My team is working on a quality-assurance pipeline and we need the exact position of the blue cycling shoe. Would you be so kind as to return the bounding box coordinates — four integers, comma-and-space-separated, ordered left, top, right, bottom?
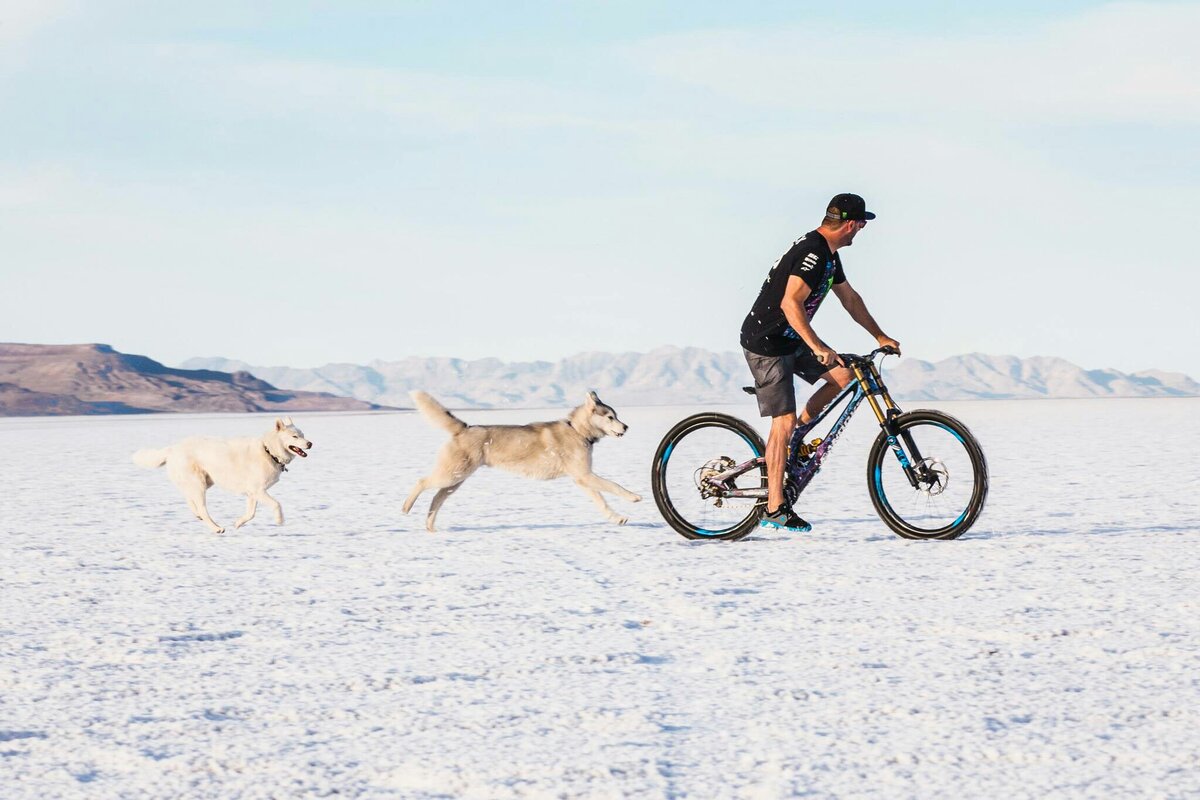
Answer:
759, 504, 812, 533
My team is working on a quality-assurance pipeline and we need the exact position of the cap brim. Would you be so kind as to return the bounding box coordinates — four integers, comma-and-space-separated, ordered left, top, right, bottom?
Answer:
862, 211, 876, 220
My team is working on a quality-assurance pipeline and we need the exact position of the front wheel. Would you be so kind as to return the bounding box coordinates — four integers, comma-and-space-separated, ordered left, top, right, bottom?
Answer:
867, 410, 988, 540
651, 413, 767, 540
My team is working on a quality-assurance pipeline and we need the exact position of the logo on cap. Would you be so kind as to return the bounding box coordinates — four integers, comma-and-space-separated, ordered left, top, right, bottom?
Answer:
826, 193, 876, 222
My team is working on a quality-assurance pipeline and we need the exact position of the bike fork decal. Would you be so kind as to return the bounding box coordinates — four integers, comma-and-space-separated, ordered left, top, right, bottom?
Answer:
887, 436, 911, 469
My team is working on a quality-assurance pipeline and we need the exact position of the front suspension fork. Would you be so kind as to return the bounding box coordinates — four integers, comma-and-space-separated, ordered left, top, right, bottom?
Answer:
851, 361, 927, 489
881, 415, 927, 489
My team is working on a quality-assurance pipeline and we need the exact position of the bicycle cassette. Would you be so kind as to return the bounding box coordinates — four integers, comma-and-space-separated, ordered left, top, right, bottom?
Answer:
695, 456, 736, 498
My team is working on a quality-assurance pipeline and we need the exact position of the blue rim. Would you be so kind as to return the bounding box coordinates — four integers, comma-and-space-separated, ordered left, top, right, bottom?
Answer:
660, 422, 763, 537
873, 420, 973, 534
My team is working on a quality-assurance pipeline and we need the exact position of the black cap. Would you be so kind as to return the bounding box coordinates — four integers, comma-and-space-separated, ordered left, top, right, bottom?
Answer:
826, 193, 876, 222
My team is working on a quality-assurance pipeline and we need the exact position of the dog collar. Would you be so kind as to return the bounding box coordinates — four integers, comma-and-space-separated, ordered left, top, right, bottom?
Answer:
567, 420, 597, 446
264, 445, 288, 472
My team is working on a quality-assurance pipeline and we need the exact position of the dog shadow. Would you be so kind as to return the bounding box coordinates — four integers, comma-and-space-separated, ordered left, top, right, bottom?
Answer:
431, 521, 664, 533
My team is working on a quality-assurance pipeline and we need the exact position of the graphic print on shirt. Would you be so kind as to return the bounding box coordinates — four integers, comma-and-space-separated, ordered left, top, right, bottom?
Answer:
800, 259, 840, 323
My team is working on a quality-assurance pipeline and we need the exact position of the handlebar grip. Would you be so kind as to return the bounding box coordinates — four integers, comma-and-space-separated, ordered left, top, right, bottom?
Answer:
837, 347, 898, 365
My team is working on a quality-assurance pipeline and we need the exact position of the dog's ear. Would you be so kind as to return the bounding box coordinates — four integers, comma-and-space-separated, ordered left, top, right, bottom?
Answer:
282, 416, 293, 427
585, 391, 599, 409
275, 418, 285, 431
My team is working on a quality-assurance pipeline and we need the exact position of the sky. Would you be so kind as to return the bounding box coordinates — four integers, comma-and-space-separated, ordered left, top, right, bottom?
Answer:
2, 1, 1198, 375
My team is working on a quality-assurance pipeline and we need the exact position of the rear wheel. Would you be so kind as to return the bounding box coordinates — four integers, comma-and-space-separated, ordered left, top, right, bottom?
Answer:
651, 413, 767, 540
867, 410, 988, 539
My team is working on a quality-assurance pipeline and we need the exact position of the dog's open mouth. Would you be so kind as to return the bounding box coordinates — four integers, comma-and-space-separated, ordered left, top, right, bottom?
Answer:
288, 445, 308, 458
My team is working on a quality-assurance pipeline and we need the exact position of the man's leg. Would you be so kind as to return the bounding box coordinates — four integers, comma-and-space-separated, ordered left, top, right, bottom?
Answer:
758, 354, 850, 532
768, 367, 850, 513
799, 367, 854, 426
742, 349, 797, 514
766, 412, 796, 513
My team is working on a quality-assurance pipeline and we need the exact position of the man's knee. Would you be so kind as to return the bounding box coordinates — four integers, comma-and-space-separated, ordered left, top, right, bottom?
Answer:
823, 367, 854, 389
769, 413, 797, 438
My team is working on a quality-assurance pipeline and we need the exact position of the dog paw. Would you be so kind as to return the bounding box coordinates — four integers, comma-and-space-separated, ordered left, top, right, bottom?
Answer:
628, 494, 643, 503
614, 516, 629, 526
274, 515, 284, 525
213, 527, 225, 535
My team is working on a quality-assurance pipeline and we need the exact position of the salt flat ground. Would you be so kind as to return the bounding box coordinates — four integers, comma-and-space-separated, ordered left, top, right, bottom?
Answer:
1, 398, 1198, 799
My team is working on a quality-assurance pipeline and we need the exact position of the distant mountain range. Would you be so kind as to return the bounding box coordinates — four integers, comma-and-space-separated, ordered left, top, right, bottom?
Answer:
0, 343, 388, 417
182, 348, 1200, 408
3, 343, 1192, 418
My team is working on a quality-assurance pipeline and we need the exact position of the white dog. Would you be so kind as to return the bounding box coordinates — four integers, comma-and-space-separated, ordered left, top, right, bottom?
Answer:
133, 417, 312, 533
403, 391, 641, 532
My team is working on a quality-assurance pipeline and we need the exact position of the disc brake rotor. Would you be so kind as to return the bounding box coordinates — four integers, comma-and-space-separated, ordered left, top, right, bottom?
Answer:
916, 458, 949, 495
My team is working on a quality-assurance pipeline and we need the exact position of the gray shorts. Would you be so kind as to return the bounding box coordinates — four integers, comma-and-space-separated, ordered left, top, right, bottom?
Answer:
743, 346, 830, 418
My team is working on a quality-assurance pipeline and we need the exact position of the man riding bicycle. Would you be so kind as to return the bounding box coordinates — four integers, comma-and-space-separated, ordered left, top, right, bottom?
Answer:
740, 193, 901, 533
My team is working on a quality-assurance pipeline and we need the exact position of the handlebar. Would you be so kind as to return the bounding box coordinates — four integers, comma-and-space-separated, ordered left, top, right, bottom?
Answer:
837, 346, 899, 367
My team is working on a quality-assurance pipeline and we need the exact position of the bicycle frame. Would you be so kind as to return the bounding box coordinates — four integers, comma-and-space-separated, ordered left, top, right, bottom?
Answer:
704, 349, 929, 502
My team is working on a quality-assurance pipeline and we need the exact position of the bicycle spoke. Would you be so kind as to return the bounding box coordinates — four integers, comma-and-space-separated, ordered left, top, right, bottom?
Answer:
658, 423, 764, 537
873, 421, 978, 535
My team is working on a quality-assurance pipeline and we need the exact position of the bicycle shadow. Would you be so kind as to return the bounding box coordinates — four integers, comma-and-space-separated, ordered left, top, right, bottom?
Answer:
857, 522, 1197, 543
436, 521, 664, 533
964, 522, 1196, 541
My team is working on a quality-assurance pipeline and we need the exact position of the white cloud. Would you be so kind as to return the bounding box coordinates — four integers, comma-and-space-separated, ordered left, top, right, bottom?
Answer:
622, 3, 1200, 125
0, 163, 77, 208
142, 42, 643, 139
0, 0, 76, 45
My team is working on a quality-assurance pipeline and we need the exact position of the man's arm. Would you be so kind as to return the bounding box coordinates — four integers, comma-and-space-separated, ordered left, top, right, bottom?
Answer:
781, 276, 841, 366
832, 281, 900, 352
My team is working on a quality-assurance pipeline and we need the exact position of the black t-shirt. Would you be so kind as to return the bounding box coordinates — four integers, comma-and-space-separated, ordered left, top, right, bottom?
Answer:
740, 230, 846, 356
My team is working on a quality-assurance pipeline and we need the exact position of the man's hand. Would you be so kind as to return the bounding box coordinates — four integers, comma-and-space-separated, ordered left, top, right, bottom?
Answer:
876, 335, 901, 355
813, 343, 843, 369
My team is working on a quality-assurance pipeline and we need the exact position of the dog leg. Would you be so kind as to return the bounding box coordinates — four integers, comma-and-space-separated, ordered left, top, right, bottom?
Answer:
578, 473, 642, 504
256, 491, 284, 525
425, 483, 463, 533
575, 480, 629, 525
234, 496, 258, 529
402, 477, 429, 514
191, 490, 224, 534
173, 469, 222, 531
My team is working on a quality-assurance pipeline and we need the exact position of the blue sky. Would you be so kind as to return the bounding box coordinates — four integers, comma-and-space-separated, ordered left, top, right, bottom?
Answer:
2, 1, 1198, 375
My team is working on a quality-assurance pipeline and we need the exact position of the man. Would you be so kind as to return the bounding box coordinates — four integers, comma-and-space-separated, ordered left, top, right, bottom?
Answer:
740, 193, 901, 532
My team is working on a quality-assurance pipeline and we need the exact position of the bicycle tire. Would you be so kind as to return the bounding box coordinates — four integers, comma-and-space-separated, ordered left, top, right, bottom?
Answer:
867, 410, 988, 540
651, 413, 767, 541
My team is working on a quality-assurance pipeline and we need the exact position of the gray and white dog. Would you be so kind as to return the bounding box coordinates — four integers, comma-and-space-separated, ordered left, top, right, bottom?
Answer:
403, 391, 641, 531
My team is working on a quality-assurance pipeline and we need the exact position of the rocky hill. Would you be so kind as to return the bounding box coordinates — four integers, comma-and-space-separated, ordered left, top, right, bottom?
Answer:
0, 343, 389, 417
182, 347, 1200, 408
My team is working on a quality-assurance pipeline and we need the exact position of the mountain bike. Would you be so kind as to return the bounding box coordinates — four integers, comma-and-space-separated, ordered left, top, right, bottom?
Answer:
650, 347, 988, 540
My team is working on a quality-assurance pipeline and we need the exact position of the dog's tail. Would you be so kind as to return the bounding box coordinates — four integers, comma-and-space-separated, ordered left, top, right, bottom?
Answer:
410, 391, 468, 435
132, 447, 169, 469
